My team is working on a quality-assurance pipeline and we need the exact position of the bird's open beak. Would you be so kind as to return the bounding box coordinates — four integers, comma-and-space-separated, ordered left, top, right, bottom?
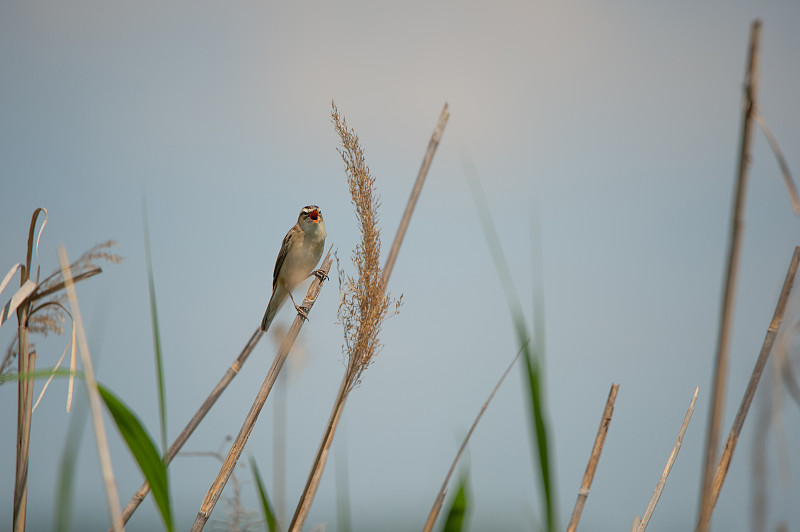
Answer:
309, 209, 320, 222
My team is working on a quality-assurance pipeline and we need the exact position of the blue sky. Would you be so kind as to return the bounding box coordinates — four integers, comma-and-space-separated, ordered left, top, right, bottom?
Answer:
2, 1, 799, 530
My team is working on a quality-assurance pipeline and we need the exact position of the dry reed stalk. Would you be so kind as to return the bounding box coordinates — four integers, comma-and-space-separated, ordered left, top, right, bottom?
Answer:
13, 347, 34, 532
695, 246, 800, 526
422, 345, 524, 532
13, 208, 47, 532
189, 251, 333, 532
112, 327, 264, 530
696, 19, 761, 532
565, 383, 619, 532
182, 449, 261, 531
382, 102, 449, 285
58, 245, 124, 532
289, 377, 349, 531
287, 102, 448, 532
636, 386, 699, 532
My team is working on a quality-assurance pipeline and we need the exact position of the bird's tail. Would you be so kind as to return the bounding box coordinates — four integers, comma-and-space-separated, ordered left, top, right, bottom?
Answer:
261, 285, 287, 332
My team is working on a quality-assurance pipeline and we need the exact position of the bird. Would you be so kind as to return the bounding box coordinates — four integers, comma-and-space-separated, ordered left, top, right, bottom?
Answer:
261, 205, 327, 332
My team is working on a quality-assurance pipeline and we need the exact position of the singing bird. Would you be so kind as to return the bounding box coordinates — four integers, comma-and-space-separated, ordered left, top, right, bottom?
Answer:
261, 205, 327, 332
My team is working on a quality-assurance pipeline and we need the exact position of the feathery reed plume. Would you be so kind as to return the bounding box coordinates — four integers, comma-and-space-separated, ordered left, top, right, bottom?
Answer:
288, 103, 401, 532
333, 102, 401, 392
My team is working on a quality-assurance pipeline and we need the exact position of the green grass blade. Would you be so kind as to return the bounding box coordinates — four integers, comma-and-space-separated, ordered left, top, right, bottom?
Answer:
250, 456, 280, 532
97, 384, 174, 532
441, 472, 470, 532
530, 199, 548, 371
522, 337, 555, 532
461, 152, 557, 532
0, 368, 84, 384
142, 196, 168, 453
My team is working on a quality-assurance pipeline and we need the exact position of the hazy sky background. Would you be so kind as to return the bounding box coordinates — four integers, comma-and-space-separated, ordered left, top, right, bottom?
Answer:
2, 1, 799, 531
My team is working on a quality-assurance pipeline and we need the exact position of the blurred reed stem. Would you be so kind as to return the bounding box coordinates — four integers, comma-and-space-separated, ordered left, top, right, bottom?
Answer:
696, 19, 760, 532
58, 245, 123, 532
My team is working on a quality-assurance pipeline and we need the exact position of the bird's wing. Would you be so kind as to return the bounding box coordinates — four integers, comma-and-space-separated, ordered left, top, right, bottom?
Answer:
273, 225, 296, 290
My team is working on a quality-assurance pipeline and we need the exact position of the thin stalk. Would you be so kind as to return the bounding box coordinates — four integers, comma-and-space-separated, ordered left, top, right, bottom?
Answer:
696, 19, 761, 532
636, 386, 699, 532
335, 417, 352, 532
422, 345, 525, 532
112, 327, 264, 530
566, 383, 619, 532
699, 246, 800, 523
189, 251, 333, 532
288, 378, 349, 532
58, 245, 123, 532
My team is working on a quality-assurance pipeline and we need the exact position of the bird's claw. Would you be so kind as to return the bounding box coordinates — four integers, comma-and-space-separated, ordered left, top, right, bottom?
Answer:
312, 269, 329, 282
293, 302, 310, 321
288, 292, 310, 322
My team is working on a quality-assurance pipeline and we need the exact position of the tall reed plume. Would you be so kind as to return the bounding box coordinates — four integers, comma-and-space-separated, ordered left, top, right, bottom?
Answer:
288, 102, 401, 531
332, 102, 401, 391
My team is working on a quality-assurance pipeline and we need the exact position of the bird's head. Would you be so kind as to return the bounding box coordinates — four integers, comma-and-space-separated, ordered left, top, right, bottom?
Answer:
299, 205, 323, 225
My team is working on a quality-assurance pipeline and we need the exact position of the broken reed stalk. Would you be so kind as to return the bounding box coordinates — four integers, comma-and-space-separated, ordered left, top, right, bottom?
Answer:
287, 102, 449, 532
566, 383, 620, 532
636, 386, 699, 532
112, 327, 264, 530
189, 251, 333, 532
58, 245, 124, 532
697, 246, 800, 525
382, 102, 450, 285
696, 19, 761, 532
422, 345, 525, 532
